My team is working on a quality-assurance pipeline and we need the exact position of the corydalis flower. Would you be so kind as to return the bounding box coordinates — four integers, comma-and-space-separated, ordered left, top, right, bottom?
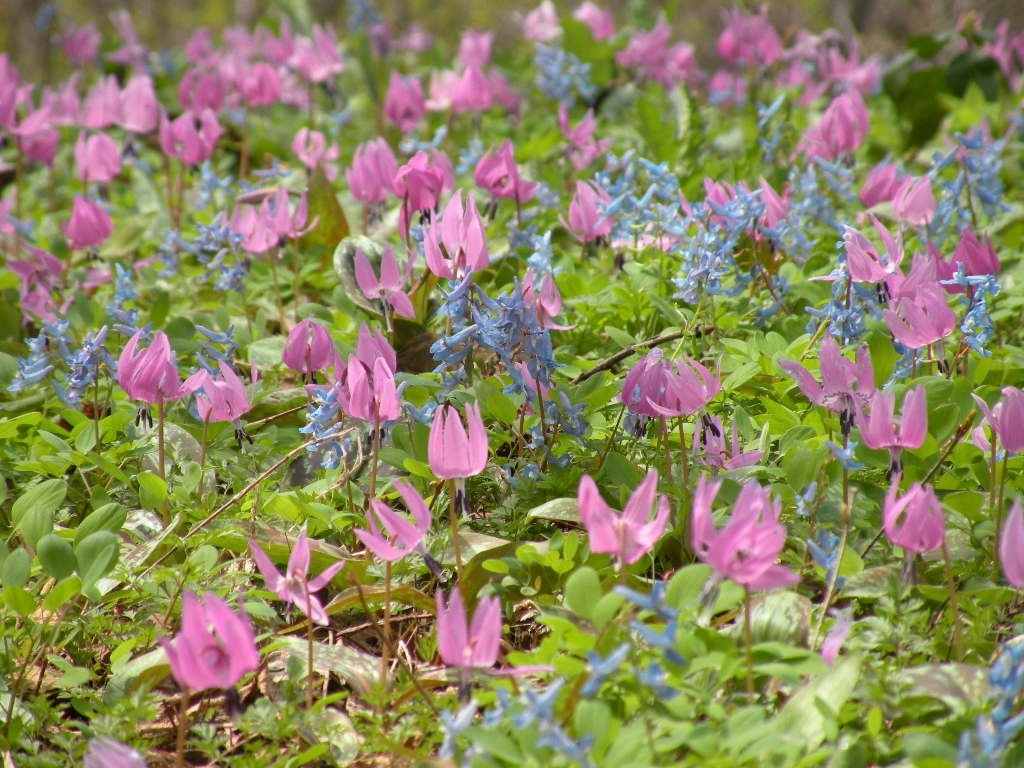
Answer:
578, 470, 669, 565
249, 528, 345, 626
159, 591, 259, 692
691, 476, 799, 591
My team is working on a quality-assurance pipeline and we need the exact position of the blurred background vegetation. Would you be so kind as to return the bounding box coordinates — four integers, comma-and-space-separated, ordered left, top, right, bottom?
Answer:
3, 0, 1024, 80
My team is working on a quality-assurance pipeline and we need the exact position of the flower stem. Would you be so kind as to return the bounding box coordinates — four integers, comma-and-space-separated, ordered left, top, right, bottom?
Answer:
305, 590, 315, 711
449, 479, 464, 582
380, 560, 393, 690
995, 452, 1009, 577
743, 587, 755, 701
157, 397, 169, 526
269, 247, 288, 332
175, 690, 189, 768
942, 538, 965, 662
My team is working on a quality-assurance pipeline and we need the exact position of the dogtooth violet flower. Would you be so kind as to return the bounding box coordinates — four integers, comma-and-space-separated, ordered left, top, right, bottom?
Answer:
423, 190, 489, 280
577, 470, 670, 565
883, 480, 945, 554
159, 108, 221, 166
75, 131, 121, 184
800, 90, 869, 161
346, 138, 398, 206
473, 141, 537, 203
355, 481, 432, 562
339, 354, 400, 423
249, 528, 345, 626
84, 737, 147, 768
691, 476, 800, 590
354, 246, 415, 319
64, 195, 114, 250
428, 402, 488, 480
181, 360, 251, 424
1000, 500, 1024, 589
282, 318, 339, 378
436, 588, 501, 671
159, 591, 259, 692
384, 72, 426, 133
857, 385, 927, 472
292, 128, 340, 180
621, 349, 720, 419
117, 329, 186, 405
563, 180, 613, 244
972, 386, 1024, 456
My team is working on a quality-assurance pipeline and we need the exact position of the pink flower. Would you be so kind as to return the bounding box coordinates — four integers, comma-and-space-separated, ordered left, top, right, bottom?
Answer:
858, 385, 927, 456
290, 24, 344, 83
64, 196, 113, 250
693, 414, 763, 471
177, 68, 224, 113
883, 481, 945, 554
691, 477, 799, 590
458, 30, 493, 68
451, 66, 494, 115
521, 271, 570, 330
241, 63, 282, 108
354, 324, 397, 374
578, 470, 669, 565
15, 108, 59, 166
558, 105, 612, 170
563, 180, 612, 243
292, 128, 340, 180
428, 402, 488, 480
934, 229, 999, 294
883, 254, 956, 350
716, 8, 782, 68
230, 204, 278, 254
423, 190, 489, 280
117, 329, 185, 404
821, 607, 853, 666
842, 219, 903, 284
892, 176, 936, 227
1000, 500, 1024, 589
758, 177, 789, 230
354, 246, 415, 319
119, 75, 159, 133
341, 356, 400, 423
801, 91, 869, 161
355, 481, 432, 562
181, 361, 251, 423
621, 349, 720, 419
159, 591, 259, 691
62, 24, 100, 66
973, 386, 1024, 456
778, 335, 875, 425
266, 186, 313, 241
615, 21, 698, 89
473, 141, 537, 203
523, 1, 561, 43
347, 138, 398, 206
860, 162, 903, 208
574, 2, 615, 41
159, 109, 221, 166
435, 588, 501, 671
84, 737, 147, 768
82, 76, 122, 130
282, 318, 338, 377
249, 529, 345, 626
75, 131, 121, 184
384, 72, 426, 134
108, 11, 148, 71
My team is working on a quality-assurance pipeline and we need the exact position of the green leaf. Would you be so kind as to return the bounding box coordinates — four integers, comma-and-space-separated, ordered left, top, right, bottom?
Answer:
12, 479, 66, 548
1, 547, 31, 589
75, 531, 120, 599
527, 497, 580, 525
300, 166, 350, 250
42, 576, 81, 612
564, 566, 602, 621
37, 534, 76, 580
137, 472, 168, 510
76, 503, 128, 545
775, 656, 861, 750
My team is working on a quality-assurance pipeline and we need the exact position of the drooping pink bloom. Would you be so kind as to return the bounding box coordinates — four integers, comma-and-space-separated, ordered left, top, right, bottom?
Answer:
181, 361, 251, 423
282, 318, 338, 377
563, 181, 612, 243
159, 591, 259, 691
290, 24, 344, 83
558, 105, 613, 170
574, 2, 615, 41
435, 588, 501, 671
159, 109, 222, 166
883, 481, 945, 554
41, 76, 81, 126
423, 190, 489, 280
64, 196, 114, 250
354, 324, 397, 374
523, 1, 560, 43
693, 414, 763, 471
758, 177, 789, 230
108, 11, 148, 71
347, 138, 398, 206
341, 356, 400, 423
394, 150, 450, 223
82, 76, 122, 130
473, 141, 537, 203
716, 7, 782, 68
1000, 500, 1024, 589
691, 476, 799, 590
458, 30, 493, 68
425, 70, 461, 112
621, 349, 720, 419
119, 75, 159, 133
801, 91, 869, 161
397, 25, 433, 54
84, 737, 147, 768
934, 228, 1000, 294
62, 24, 101, 66
842, 219, 903, 284
860, 162, 903, 208
821, 607, 853, 666
384, 72, 426, 134
355, 481, 432, 562
521, 271, 570, 330
973, 386, 1024, 456
241, 63, 282, 108
8, 246, 63, 323
858, 385, 927, 468
778, 336, 875, 429
14, 107, 59, 166
249, 529, 345, 626
354, 246, 415, 319
75, 132, 121, 184
892, 175, 936, 227
451, 66, 494, 115
230, 203, 278, 254
117, 330, 185, 404
266, 186, 313, 241
292, 128, 340, 180
578, 470, 669, 565
883, 253, 957, 350
428, 402, 488, 480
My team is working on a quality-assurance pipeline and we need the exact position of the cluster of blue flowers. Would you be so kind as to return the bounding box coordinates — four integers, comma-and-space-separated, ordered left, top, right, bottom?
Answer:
958, 639, 1024, 767
533, 44, 597, 107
